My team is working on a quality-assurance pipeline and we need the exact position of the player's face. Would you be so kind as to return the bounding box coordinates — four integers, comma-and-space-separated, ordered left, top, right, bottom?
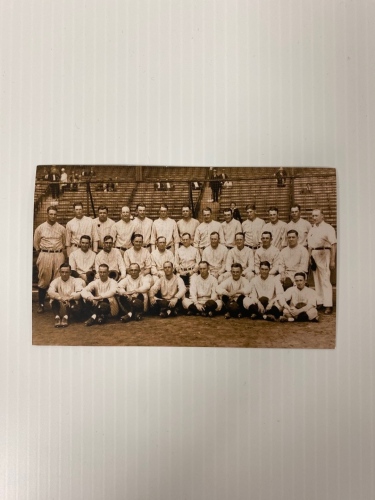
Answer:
103, 239, 113, 252
231, 267, 242, 281
203, 210, 212, 223
287, 233, 298, 247
290, 207, 300, 222
137, 206, 146, 219
295, 276, 305, 290
159, 207, 168, 219
80, 238, 90, 252
60, 267, 71, 281
98, 209, 108, 222
312, 210, 324, 225
47, 210, 57, 224
129, 265, 140, 279
181, 235, 191, 247
74, 205, 83, 219
133, 236, 143, 251
235, 235, 245, 249
246, 209, 256, 220
210, 234, 219, 248
157, 239, 166, 251
199, 264, 209, 279
181, 207, 191, 219
98, 267, 109, 281
163, 263, 174, 277
269, 211, 278, 223
260, 266, 270, 280
224, 211, 232, 222
261, 234, 271, 248
121, 207, 131, 221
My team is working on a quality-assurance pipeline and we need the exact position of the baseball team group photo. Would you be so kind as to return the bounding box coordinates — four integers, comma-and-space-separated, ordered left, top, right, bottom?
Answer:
32, 165, 337, 348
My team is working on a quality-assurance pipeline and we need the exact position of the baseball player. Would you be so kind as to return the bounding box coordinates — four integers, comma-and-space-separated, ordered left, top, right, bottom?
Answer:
149, 261, 186, 317
262, 207, 287, 251
150, 204, 180, 254
177, 206, 200, 244
150, 236, 175, 279
201, 231, 228, 281
278, 272, 319, 322
95, 235, 126, 280
307, 209, 337, 314
133, 203, 153, 251
194, 207, 224, 255
92, 205, 115, 250
243, 260, 284, 321
182, 261, 223, 317
241, 204, 265, 252
81, 263, 119, 326
278, 230, 309, 290
286, 204, 312, 248
47, 263, 85, 327
220, 232, 255, 283
117, 263, 151, 322
69, 234, 96, 283
174, 233, 200, 287
216, 263, 252, 319
110, 206, 137, 255
65, 202, 99, 255
221, 208, 242, 249
33, 206, 66, 313
123, 233, 152, 287
254, 231, 280, 276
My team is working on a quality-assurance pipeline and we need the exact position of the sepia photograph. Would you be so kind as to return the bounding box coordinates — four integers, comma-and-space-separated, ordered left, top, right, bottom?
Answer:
32, 165, 336, 348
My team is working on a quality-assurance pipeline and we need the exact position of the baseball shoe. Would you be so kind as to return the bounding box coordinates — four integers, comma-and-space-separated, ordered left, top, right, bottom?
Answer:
97, 314, 106, 325
287, 317, 295, 322
85, 317, 96, 327
264, 314, 276, 322
37, 304, 45, 314
201, 311, 207, 317
186, 310, 194, 316
172, 309, 178, 316
324, 307, 332, 315
135, 313, 143, 321
120, 315, 132, 323
61, 317, 69, 328
224, 312, 231, 320
208, 311, 214, 317
311, 316, 320, 322
54, 316, 61, 328
250, 314, 258, 320
279, 316, 288, 323
159, 311, 168, 318
317, 304, 324, 311
237, 313, 243, 319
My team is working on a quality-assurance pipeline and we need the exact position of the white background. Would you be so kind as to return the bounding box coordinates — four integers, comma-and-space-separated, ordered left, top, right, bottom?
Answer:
1, 1, 374, 499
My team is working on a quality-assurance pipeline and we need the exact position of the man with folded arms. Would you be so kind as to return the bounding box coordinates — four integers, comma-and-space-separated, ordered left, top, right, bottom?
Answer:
278, 229, 309, 290
175, 233, 200, 287
149, 262, 186, 318
216, 263, 251, 319
95, 235, 126, 281
254, 231, 280, 276
220, 232, 254, 283
81, 264, 119, 326
69, 234, 96, 283
243, 261, 284, 321
201, 232, 228, 281
47, 263, 84, 328
117, 263, 151, 323
182, 261, 222, 317
150, 236, 175, 279
124, 233, 153, 287
278, 272, 319, 322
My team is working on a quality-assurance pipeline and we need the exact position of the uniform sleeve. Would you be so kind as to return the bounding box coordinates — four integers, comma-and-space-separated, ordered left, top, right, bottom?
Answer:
193, 225, 201, 248
244, 250, 254, 273
274, 278, 284, 300
278, 250, 286, 274
327, 224, 337, 245
65, 221, 72, 247
254, 251, 260, 274
225, 249, 234, 272
123, 250, 131, 269
189, 277, 198, 303
33, 226, 41, 251
193, 248, 200, 271
210, 276, 219, 301
81, 281, 96, 300
281, 223, 288, 248
47, 279, 60, 300
150, 252, 158, 275
110, 224, 118, 246
269, 249, 280, 275
150, 222, 157, 246
249, 280, 257, 300
100, 279, 117, 298
149, 278, 161, 298
172, 220, 179, 246
299, 247, 309, 274
91, 220, 99, 243
71, 278, 84, 299
116, 277, 128, 295
117, 251, 126, 277
241, 278, 252, 295
175, 277, 187, 299
69, 251, 78, 271
218, 225, 225, 245
174, 249, 182, 272
216, 279, 230, 297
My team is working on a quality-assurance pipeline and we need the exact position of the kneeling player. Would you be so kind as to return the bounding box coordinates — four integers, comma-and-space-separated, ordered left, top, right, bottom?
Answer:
117, 263, 151, 323
47, 263, 84, 327
182, 261, 222, 317
216, 263, 251, 319
278, 272, 319, 322
149, 261, 186, 317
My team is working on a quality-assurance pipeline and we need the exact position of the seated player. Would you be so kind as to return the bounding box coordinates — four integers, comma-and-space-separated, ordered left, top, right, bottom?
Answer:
216, 263, 251, 319
81, 264, 119, 326
278, 272, 319, 322
149, 261, 186, 318
69, 234, 96, 283
47, 263, 84, 328
182, 261, 222, 317
117, 263, 151, 323
123, 233, 153, 287
254, 231, 280, 276
201, 231, 228, 281
220, 232, 254, 283
175, 233, 200, 287
278, 230, 309, 290
243, 261, 284, 321
95, 235, 126, 281
150, 236, 175, 279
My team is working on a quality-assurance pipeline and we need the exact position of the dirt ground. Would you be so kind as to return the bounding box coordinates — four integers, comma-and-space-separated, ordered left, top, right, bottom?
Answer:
32, 291, 336, 349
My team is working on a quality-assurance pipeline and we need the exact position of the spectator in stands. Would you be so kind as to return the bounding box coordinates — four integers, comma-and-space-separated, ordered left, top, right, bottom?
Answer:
278, 272, 319, 322
216, 263, 251, 319
182, 261, 223, 317
69, 235, 96, 284
177, 206, 199, 244
151, 204, 179, 254
241, 204, 264, 252
194, 207, 224, 255
150, 236, 175, 279
278, 229, 309, 290
230, 202, 242, 223
221, 208, 242, 249
110, 206, 137, 255
60, 168, 68, 194
286, 204, 312, 248
95, 235, 126, 281
274, 167, 287, 187
123, 233, 152, 287
210, 169, 221, 203
154, 179, 161, 191
262, 207, 287, 251
65, 202, 99, 256
201, 231, 228, 281
117, 263, 150, 323
69, 171, 78, 191
254, 231, 280, 276
107, 178, 115, 192
149, 262, 186, 318
133, 203, 153, 251
93, 205, 115, 250
175, 233, 200, 287
48, 166, 60, 199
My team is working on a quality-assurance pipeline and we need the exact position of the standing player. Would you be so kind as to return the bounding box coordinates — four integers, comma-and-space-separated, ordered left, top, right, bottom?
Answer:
241, 204, 265, 252
177, 206, 200, 244
262, 207, 288, 251
69, 235, 96, 283
286, 204, 312, 248
110, 206, 137, 255
194, 207, 224, 255
151, 204, 180, 254
182, 261, 223, 317
307, 209, 337, 314
133, 203, 153, 251
221, 208, 242, 249
65, 202, 99, 255
92, 205, 115, 251
33, 206, 66, 313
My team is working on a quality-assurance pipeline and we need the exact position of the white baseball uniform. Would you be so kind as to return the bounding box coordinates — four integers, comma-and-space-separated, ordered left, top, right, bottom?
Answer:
262, 220, 288, 250
241, 217, 265, 249
286, 218, 312, 247
221, 218, 242, 248
34, 221, 66, 288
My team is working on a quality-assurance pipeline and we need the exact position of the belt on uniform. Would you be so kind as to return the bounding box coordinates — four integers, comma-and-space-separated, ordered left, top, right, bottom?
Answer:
166, 246, 172, 250
312, 247, 330, 250
245, 245, 258, 249
41, 249, 63, 253
116, 246, 129, 251
71, 243, 79, 247
143, 244, 151, 248
181, 267, 195, 271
